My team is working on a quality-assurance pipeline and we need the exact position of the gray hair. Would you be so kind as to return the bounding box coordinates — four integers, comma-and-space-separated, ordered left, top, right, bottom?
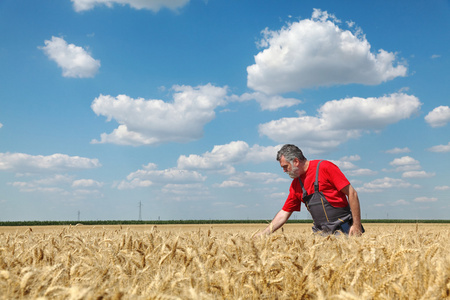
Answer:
276, 144, 307, 163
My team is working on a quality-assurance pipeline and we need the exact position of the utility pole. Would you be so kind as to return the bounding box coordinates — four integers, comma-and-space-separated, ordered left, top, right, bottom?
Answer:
138, 201, 142, 221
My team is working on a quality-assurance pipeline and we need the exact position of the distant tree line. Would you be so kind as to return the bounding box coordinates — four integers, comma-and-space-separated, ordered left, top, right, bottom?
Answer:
0, 219, 449, 226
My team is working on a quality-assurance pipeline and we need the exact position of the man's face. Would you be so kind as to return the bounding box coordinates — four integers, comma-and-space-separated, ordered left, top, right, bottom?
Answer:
279, 156, 300, 179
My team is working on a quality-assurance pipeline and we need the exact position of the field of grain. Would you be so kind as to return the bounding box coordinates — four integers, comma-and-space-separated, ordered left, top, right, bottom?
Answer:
0, 223, 449, 299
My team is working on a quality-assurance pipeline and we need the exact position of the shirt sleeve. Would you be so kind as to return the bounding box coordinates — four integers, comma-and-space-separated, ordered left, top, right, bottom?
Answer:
281, 179, 302, 212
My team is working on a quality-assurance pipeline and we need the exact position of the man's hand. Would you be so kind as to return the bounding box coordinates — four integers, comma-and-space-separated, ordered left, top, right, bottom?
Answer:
255, 210, 292, 237
341, 184, 363, 236
349, 223, 363, 236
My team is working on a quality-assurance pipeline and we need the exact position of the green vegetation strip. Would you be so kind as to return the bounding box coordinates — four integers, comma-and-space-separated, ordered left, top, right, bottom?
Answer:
0, 219, 449, 226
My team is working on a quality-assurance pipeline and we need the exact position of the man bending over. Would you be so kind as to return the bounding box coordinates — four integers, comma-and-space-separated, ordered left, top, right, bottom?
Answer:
258, 144, 364, 236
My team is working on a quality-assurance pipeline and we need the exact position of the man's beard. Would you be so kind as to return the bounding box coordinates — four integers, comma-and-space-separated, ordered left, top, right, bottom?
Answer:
288, 165, 299, 179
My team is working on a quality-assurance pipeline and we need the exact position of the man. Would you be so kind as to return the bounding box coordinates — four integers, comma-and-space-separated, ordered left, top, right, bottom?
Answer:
259, 144, 363, 236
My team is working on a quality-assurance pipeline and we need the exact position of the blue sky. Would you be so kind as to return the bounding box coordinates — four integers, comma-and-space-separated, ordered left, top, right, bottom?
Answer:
0, 0, 449, 221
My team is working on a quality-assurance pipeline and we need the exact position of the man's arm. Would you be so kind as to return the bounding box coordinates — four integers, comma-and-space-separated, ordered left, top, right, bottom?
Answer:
341, 184, 363, 236
257, 209, 293, 236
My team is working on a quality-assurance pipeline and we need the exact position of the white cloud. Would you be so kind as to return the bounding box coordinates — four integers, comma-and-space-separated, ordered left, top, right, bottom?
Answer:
72, 179, 104, 188
425, 106, 450, 127
9, 175, 103, 199
177, 141, 282, 173
331, 160, 357, 170
385, 147, 411, 154
161, 183, 209, 200
72, 189, 103, 198
9, 175, 73, 191
428, 142, 450, 153
217, 181, 247, 188
389, 156, 421, 172
330, 155, 378, 177
245, 144, 282, 163
160, 183, 211, 202
162, 183, 205, 193
0, 122, 2, 129
268, 192, 287, 199
231, 92, 301, 111
346, 168, 378, 176
234, 204, 248, 209
117, 163, 206, 190
0, 152, 101, 173
212, 201, 234, 206
117, 178, 153, 190
178, 141, 248, 171
414, 197, 438, 203
389, 156, 419, 166
330, 156, 377, 176
228, 171, 288, 185
91, 84, 228, 146
402, 171, 435, 178
435, 186, 450, 191
11, 185, 69, 195
247, 9, 407, 94
339, 155, 361, 162
127, 167, 206, 183
40, 36, 100, 78
318, 94, 421, 130
359, 177, 414, 193
390, 199, 409, 206
71, 0, 190, 12
259, 93, 421, 153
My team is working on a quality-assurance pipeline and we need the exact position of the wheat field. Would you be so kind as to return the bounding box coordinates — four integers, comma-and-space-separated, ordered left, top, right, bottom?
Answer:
0, 223, 449, 299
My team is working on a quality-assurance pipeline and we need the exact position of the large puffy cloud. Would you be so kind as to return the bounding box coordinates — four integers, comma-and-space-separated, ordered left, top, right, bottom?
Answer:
177, 141, 249, 173
247, 9, 407, 94
39, 37, 100, 78
91, 84, 228, 146
0, 152, 101, 174
424, 106, 450, 127
177, 141, 281, 173
259, 93, 421, 153
71, 0, 189, 12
